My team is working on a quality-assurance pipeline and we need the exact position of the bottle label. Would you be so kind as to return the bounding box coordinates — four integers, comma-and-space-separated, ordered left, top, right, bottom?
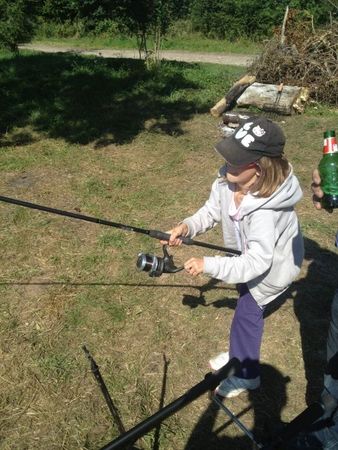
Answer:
323, 136, 338, 154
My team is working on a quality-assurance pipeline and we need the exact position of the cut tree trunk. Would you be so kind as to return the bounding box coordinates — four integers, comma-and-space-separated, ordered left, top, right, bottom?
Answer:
236, 82, 309, 115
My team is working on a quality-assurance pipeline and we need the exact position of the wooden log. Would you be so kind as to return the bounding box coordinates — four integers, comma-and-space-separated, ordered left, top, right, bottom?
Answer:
210, 97, 227, 117
236, 82, 308, 115
210, 74, 256, 117
293, 87, 310, 113
219, 112, 253, 137
222, 112, 252, 126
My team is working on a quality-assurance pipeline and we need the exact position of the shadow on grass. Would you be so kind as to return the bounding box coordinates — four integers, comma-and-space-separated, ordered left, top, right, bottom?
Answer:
179, 235, 337, 406
0, 52, 237, 145
0, 280, 237, 292
97, 362, 289, 450
291, 236, 338, 404
182, 278, 238, 309
184, 363, 290, 450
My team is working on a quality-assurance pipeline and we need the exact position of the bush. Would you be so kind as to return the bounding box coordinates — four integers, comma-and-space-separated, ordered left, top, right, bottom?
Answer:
41, 0, 80, 23
250, 17, 338, 106
36, 19, 86, 39
89, 19, 121, 37
190, 0, 336, 41
0, 0, 36, 51
166, 19, 193, 38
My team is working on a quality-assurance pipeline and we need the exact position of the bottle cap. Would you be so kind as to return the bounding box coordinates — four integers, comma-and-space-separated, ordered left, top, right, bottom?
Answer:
324, 130, 336, 138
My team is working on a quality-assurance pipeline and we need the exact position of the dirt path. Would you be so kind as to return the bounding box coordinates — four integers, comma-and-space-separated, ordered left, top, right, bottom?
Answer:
19, 43, 256, 66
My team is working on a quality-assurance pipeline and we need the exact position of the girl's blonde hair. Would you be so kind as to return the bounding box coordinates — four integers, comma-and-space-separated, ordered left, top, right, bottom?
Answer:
251, 156, 290, 197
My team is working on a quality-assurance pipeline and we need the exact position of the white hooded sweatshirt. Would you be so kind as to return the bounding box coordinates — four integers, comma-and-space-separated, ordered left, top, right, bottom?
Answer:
183, 165, 304, 306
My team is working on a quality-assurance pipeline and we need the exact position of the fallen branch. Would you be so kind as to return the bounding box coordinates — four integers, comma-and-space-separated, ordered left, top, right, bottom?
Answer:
210, 74, 256, 117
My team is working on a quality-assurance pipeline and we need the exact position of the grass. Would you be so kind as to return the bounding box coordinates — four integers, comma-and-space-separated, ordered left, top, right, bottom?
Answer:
0, 49, 243, 145
0, 49, 338, 450
31, 33, 261, 54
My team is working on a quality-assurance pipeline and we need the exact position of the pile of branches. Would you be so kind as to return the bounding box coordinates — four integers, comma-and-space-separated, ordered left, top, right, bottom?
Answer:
249, 13, 338, 106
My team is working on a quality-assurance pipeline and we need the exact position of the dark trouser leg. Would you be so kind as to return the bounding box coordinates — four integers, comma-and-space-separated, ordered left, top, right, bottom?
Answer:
229, 284, 265, 379
327, 289, 338, 365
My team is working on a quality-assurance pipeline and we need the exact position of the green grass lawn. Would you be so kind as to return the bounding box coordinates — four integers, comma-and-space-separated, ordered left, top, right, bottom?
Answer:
0, 49, 337, 450
0, 49, 243, 145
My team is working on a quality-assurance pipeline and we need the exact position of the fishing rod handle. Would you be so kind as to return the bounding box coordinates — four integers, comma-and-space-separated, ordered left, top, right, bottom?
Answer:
149, 229, 194, 244
148, 230, 241, 256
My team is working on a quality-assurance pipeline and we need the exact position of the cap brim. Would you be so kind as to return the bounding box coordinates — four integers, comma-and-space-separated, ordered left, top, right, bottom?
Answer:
215, 135, 260, 166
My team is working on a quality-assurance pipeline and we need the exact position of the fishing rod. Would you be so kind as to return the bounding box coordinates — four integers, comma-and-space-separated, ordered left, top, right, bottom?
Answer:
0, 195, 241, 257
99, 358, 241, 450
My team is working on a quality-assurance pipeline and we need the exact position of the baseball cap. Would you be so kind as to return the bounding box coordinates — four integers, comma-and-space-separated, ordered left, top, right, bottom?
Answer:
215, 117, 285, 166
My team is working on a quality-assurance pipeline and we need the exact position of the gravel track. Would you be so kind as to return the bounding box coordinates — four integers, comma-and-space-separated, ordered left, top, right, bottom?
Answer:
19, 43, 256, 66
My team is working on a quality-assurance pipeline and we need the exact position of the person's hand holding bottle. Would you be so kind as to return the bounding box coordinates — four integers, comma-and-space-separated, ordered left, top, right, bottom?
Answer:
312, 168, 324, 210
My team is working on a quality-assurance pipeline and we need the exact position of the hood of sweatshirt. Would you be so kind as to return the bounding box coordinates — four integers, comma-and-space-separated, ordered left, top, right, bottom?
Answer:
228, 165, 303, 218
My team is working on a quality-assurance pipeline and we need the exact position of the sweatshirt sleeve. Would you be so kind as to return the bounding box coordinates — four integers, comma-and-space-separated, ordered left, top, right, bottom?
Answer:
182, 179, 222, 238
203, 210, 275, 283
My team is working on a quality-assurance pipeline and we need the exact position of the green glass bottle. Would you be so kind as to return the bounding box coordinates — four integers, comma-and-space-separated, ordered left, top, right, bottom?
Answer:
318, 130, 338, 208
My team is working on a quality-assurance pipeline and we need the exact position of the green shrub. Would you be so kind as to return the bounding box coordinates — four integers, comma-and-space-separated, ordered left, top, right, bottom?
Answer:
167, 19, 193, 38
190, 0, 335, 40
89, 19, 121, 37
0, 0, 36, 51
36, 19, 85, 39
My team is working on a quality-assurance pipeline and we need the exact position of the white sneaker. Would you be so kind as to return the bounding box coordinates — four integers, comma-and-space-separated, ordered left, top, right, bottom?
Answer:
209, 352, 229, 371
215, 375, 260, 398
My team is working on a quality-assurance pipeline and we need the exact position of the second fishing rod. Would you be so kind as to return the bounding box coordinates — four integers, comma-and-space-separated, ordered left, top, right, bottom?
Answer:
0, 195, 241, 277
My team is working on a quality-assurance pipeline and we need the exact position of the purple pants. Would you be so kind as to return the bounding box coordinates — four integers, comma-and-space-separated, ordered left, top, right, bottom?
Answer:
229, 284, 265, 379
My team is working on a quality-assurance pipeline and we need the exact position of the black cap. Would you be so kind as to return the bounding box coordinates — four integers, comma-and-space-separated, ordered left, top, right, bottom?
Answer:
215, 117, 285, 166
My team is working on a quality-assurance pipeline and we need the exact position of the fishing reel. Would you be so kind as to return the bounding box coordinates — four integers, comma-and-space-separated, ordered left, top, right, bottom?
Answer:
136, 245, 183, 277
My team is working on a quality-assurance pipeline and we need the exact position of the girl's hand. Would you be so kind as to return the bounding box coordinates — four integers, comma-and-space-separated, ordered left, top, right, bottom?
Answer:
160, 223, 189, 246
184, 257, 204, 276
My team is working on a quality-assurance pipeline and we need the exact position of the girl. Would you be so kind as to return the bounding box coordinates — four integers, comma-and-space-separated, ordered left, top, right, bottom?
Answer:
164, 117, 304, 398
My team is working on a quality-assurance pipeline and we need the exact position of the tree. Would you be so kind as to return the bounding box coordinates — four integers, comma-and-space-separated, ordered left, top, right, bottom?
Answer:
0, 0, 39, 52
190, 0, 336, 40
41, 0, 79, 23
107, 0, 179, 65
42, 0, 116, 30
39, 0, 178, 61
